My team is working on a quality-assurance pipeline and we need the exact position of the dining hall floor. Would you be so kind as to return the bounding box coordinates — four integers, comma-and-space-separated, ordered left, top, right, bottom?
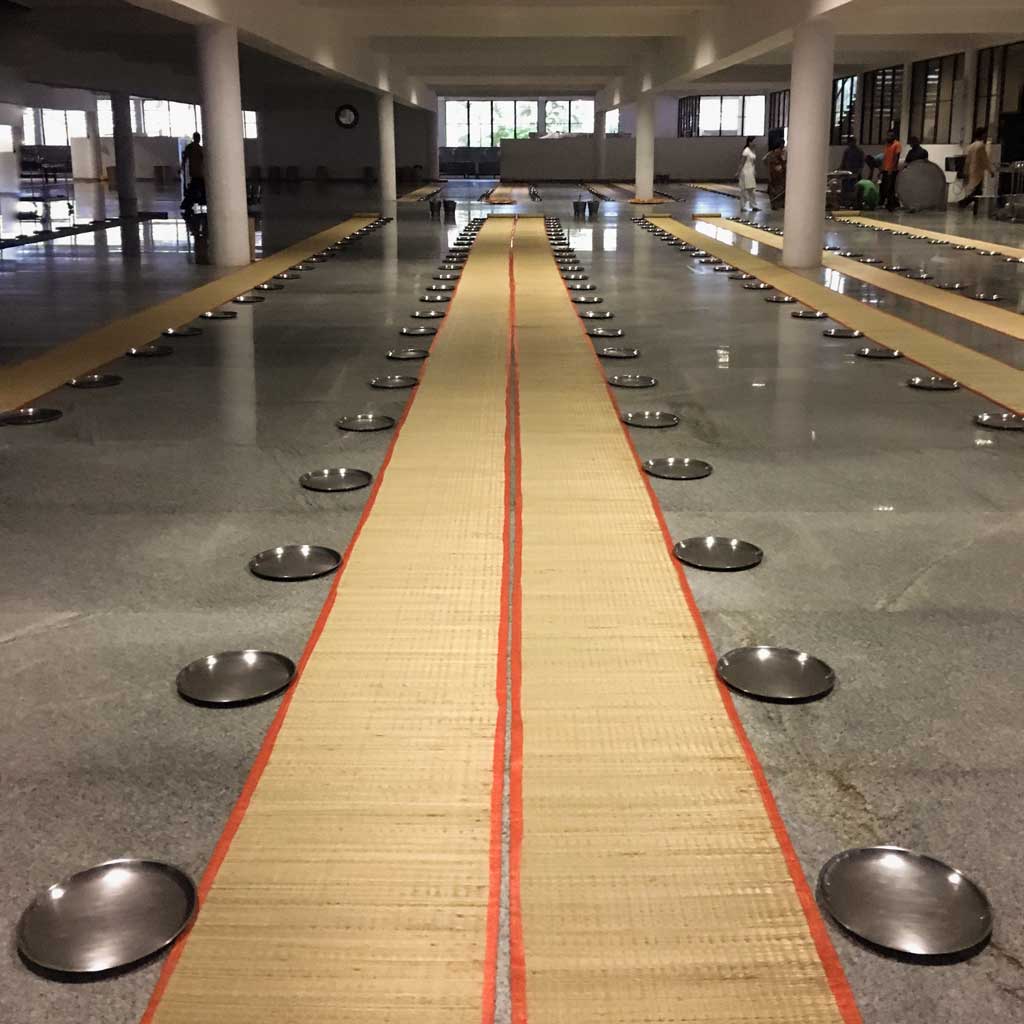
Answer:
1, 180, 1022, 1024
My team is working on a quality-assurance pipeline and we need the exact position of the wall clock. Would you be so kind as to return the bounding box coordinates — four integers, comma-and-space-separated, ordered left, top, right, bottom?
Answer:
334, 104, 359, 129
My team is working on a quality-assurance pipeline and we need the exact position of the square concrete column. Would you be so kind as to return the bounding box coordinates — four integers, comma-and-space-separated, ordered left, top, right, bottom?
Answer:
110, 91, 138, 219
377, 92, 397, 202
594, 110, 607, 180
197, 21, 251, 266
427, 105, 440, 181
634, 93, 655, 200
781, 19, 834, 269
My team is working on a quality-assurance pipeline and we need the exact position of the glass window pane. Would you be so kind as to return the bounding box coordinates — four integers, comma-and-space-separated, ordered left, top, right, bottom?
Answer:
699, 95, 721, 135
22, 108, 37, 146
515, 100, 538, 138
41, 108, 69, 146
169, 101, 195, 138
66, 110, 88, 138
605, 108, 620, 134
97, 98, 114, 137
492, 101, 515, 144
0, 124, 13, 153
742, 95, 765, 136
445, 100, 469, 146
243, 110, 259, 140
719, 96, 741, 135
545, 99, 569, 134
468, 100, 492, 146
142, 99, 171, 137
570, 99, 594, 133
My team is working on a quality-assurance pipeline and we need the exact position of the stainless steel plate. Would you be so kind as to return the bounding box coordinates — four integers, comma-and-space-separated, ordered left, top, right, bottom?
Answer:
597, 346, 638, 358
387, 348, 429, 360
67, 373, 123, 389
859, 257, 884, 265
974, 412, 1023, 431
687, 250, 708, 258
562, 274, 589, 281
765, 295, 795, 303
232, 294, 265, 304
587, 328, 624, 338
818, 846, 993, 956
792, 310, 828, 319
673, 536, 763, 571
971, 293, 1002, 302
177, 650, 296, 705
17, 859, 196, 974
274, 273, 299, 280
908, 375, 959, 391
642, 457, 712, 481
411, 310, 446, 319
127, 344, 173, 358
608, 374, 657, 388
717, 645, 835, 701
336, 413, 396, 432
699, 258, 723, 265
248, 544, 342, 581
401, 326, 437, 337
568, 284, 597, 291
936, 282, 970, 291
744, 282, 772, 290
856, 347, 901, 359
427, 283, 455, 291
369, 375, 418, 389
162, 327, 201, 338
433, 274, 460, 281
974, 250, 998, 257
572, 296, 603, 304
713, 265, 737, 273
729, 273, 755, 281
299, 467, 373, 492
905, 272, 933, 280
200, 310, 238, 320
621, 410, 679, 428
838, 251, 862, 257
256, 282, 284, 291
823, 328, 863, 339
0, 407, 63, 426
883, 264, 909, 272
420, 294, 451, 302
579, 310, 614, 319
927, 238, 949, 245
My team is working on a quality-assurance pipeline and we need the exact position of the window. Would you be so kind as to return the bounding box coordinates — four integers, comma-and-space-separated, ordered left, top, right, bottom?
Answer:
514, 100, 537, 138
677, 96, 699, 137
686, 95, 765, 137
243, 110, 259, 140
974, 40, 1024, 143
860, 65, 903, 145
605, 108, 620, 134
468, 100, 491, 146
22, 108, 37, 146
41, 108, 69, 146
544, 99, 569, 134
830, 75, 857, 145
909, 53, 963, 145
767, 89, 790, 130
65, 110, 87, 139
170, 102, 198, 139
97, 98, 114, 137
569, 99, 594, 133
0, 125, 13, 153
445, 100, 470, 146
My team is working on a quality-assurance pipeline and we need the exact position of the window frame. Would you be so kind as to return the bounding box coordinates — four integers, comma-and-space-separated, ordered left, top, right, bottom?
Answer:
860, 64, 904, 146
830, 75, 858, 145
767, 89, 790, 131
678, 94, 765, 138
909, 52, 963, 145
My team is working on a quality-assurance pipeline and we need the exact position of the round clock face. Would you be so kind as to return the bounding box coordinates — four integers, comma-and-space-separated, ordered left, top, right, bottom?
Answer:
335, 104, 359, 129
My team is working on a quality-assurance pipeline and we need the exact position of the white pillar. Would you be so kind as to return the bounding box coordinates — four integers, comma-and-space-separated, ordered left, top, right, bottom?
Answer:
110, 91, 138, 219
781, 20, 834, 269
427, 106, 440, 181
377, 92, 397, 202
197, 21, 251, 266
594, 110, 607, 180
85, 109, 104, 180
634, 93, 655, 200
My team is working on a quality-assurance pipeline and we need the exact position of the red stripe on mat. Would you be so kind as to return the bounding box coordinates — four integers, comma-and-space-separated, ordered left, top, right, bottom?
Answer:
140, 247, 468, 1024
554, 236, 865, 1024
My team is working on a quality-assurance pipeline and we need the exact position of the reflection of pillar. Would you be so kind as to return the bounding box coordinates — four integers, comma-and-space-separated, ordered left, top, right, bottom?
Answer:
377, 93, 397, 202
218, 311, 258, 445
110, 91, 138, 219
594, 110, 607, 180
198, 21, 251, 266
781, 20, 834, 269
427, 106, 440, 181
85, 109, 104, 181
634, 93, 654, 200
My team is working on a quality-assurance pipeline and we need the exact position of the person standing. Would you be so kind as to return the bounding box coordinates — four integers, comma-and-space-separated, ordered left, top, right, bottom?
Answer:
879, 129, 901, 212
181, 131, 205, 207
737, 136, 759, 212
905, 136, 929, 164
764, 142, 786, 209
839, 136, 864, 204
958, 127, 994, 209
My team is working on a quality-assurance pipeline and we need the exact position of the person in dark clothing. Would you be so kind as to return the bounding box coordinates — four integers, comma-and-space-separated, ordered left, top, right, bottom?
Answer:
180, 132, 206, 209
905, 136, 929, 164
839, 137, 864, 204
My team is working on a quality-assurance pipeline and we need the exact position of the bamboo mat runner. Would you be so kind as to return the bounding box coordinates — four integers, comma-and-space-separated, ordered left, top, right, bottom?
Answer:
398, 183, 442, 202
654, 217, 1024, 414
833, 213, 1024, 260
510, 216, 859, 1023
0, 215, 378, 411
144, 218, 515, 1024
586, 182, 671, 204
697, 216, 1024, 342
488, 185, 531, 204
689, 182, 766, 199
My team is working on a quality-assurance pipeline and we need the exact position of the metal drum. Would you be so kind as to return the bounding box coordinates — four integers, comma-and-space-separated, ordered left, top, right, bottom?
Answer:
895, 160, 949, 211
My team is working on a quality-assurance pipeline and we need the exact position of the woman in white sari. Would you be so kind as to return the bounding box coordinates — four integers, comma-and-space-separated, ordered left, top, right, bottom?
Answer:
737, 136, 759, 212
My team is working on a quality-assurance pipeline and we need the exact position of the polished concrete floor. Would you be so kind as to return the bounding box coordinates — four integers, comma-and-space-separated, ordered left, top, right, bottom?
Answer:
1, 180, 1022, 1024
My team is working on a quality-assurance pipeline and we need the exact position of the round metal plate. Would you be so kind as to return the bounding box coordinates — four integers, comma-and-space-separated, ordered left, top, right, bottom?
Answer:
713, 265, 737, 273
673, 536, 763, 571
971, 293, 1002, 302
562, 274, 589, 281
572, 296, 603, 304
608, 374, 657, 388
743, 282, 772, 290
127, 344, 173, 358
927, 238, 949, 246
908, 375, 959, 391
433, 274, 460, 281
883, 265, 909, 272
936, 282, 970, 291
717, 645, 835, 702
823, 328, 863, 339
587, 328, 624, 338
792, 310, 828, 319
336, 413, 396, 432
974, 250, 998, 257
597, 346, 638, 359
642, 457, 712, 481
17, 859, 196, 974
299, 467, 373, 492
730, 273, 755, 281
859, 257, 884, 265
369, 375, 417, 389
0, 407, 63, 426
699, 258, 723, 265
857, 347, 901, 359
687, 250, 708, 258
162, 327, 201, 338
232, 294, 265, 304
387, 348, 429, 360
420, 294, 451, 302
974, 412, 1023, 431
559, 265, 585, 273
256, 282, 284, 291
401, 326, 437, 337
67, 373, 122, 389
201, 310, 238, 320
905, 272, 933, 281
427, 283, 455, 292
579, 310, 614, 319
274, 270, 299, 279
838, 251, 861, 257
818, 846, 993, 956
248, 544, 342, 581
568, 284, 597, 291
177, 650, 296, 705
765, 295, 795, 303
621, 410, 679, 428
411, 310, 446, 319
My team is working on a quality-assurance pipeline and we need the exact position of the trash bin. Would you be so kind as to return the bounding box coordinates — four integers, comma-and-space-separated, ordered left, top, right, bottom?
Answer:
587, 200, 601, 218
573, 200, 586, 218
442, 199, 457, 220
429, 199, 442, 218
